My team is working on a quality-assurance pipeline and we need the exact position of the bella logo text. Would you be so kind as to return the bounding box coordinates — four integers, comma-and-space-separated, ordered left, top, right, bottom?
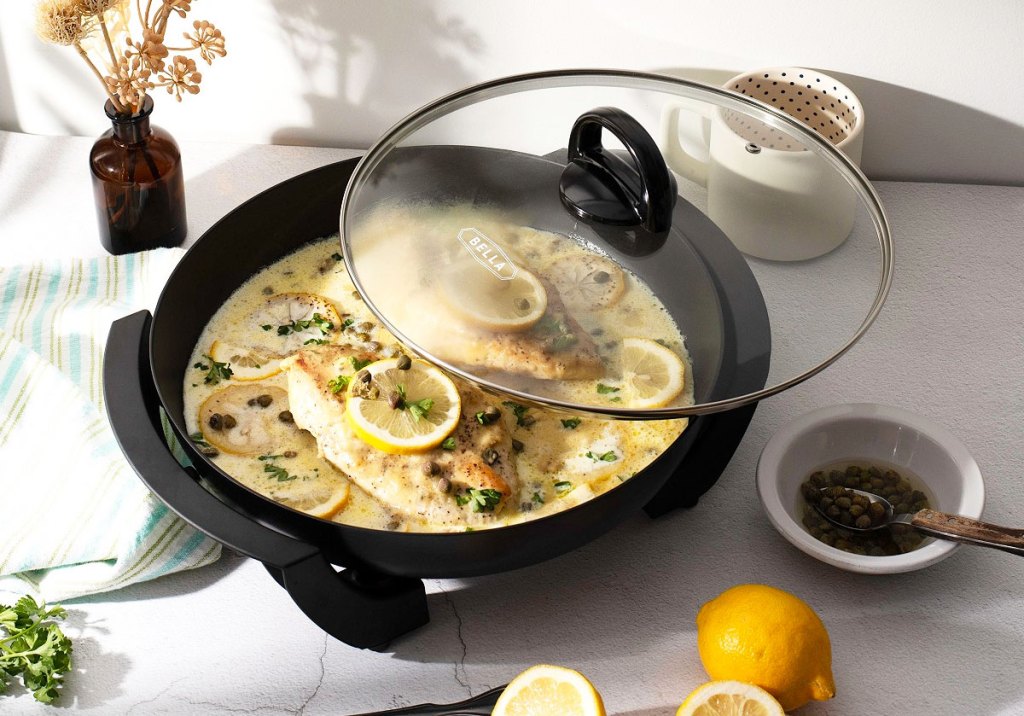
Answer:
456, 228, 518, 280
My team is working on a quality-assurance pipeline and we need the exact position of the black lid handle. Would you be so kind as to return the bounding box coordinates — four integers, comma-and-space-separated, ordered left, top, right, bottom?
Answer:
559, 106, 676, 234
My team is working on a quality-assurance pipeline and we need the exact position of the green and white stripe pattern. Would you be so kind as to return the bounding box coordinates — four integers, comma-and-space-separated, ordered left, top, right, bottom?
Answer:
0, 250, 220, 601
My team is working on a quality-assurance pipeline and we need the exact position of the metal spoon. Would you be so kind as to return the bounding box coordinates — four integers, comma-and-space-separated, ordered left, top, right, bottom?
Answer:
815, 487, 1024, 556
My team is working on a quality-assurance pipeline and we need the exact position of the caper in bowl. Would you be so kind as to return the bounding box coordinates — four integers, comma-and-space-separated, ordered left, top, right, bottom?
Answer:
756, 403, 985, 574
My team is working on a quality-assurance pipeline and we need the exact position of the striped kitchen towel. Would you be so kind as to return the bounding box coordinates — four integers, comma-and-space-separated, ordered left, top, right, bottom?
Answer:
0, 250, 221, 601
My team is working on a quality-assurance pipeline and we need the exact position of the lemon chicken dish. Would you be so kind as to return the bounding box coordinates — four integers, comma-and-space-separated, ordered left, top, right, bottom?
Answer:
183, 222, 692, 532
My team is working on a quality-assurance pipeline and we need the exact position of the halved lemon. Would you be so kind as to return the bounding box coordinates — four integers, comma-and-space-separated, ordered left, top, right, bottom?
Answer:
439, 263, 548, 333
249, 292, 342, 354
547, 254, 626, 312
199, 384, 295, 455
273, 474, 351, 519
345, 358, 461, 454
209, 340, 282, 381
492, 664, 606, 716
619, 337, 686, 409
676, 681, 785, 716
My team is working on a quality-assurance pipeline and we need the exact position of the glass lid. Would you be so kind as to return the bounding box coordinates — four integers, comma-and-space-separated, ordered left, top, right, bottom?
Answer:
340, 70, 892, 418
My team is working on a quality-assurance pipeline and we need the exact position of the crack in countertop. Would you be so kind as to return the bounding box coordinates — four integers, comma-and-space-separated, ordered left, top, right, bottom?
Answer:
435, 580, 471, 696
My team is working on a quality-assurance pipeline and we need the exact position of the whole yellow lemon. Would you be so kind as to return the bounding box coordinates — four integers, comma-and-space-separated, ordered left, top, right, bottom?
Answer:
695, 584, 835, 711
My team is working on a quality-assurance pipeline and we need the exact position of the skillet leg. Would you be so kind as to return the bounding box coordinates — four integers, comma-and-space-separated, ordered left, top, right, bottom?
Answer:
643, 402, 759, 517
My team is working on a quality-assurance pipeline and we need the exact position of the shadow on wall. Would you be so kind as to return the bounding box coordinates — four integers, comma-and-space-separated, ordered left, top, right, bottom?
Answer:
655, 67, 1024, 186
268, 0, 482, 148
0, 30, 16, 131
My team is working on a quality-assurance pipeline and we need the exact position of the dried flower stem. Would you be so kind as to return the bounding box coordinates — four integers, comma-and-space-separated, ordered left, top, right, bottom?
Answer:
75, 41, 126, 112
98, 15, 118, 66
154, 5, 168, 36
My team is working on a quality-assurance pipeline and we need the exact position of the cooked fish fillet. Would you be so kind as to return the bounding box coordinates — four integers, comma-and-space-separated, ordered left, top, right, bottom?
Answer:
349, 226, 605, 381
280, 345, 519, 528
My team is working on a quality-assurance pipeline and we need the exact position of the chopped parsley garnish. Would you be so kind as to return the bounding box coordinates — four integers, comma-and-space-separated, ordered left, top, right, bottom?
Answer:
331, 252, 344, 262
532, 491, 545, 504
441, 437, 456, 450
304, 338, 329, 346
596, 383, 620, 395
502, 401, 532, 427
464, 487, 502, 513
475, 410, 500, 425
396, 384, 433, 422
585, 450, 618, 462
561, 417, 582, 429
550, 334, 578, 351
454, 493, 470, 506
406, 398, 433, 421
277, 312, 334, 336
327, 375, 350, 394
341, 318, 355, 331
261, 324, 273, 331
536, 313, 577, 352
350, 356, 372, 371
554, 480, 574, 496
193, 354, 233, 384
258, 454, 297, 482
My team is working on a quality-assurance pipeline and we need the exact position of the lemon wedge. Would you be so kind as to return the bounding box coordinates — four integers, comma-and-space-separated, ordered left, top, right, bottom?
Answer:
492, 664, 606, 716
440, 263, 548, 333
676, 681, 785, 716
249, 292, 342, 354
209, 340, 282, 381
547, 254, 626, 312
619, 337, 686, 409
199, 384, 295, 456
345, 358, 461, 454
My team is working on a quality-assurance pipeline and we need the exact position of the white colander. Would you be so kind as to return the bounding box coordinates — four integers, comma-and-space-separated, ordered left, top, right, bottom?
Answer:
723, 67, 863, 151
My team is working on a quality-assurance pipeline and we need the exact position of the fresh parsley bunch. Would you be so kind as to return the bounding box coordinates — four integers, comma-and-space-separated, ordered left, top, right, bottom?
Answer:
0, 596, 73, 704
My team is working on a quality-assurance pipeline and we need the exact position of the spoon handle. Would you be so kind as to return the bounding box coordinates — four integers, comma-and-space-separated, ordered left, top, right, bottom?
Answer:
911, 509, 1024, 556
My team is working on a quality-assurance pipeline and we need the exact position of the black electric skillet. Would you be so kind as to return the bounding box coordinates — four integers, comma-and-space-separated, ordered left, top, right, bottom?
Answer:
103, 152, 770, 649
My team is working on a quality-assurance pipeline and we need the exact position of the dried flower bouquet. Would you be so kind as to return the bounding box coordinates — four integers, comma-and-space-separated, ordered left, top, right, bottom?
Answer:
35, 0, 226, 115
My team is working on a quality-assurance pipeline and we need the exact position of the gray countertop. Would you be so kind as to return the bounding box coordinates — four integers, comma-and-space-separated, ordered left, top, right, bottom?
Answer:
1, 130, 1022, 715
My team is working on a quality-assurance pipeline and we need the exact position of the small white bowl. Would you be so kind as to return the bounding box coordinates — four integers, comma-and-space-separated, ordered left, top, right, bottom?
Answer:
756, 403, 985, 574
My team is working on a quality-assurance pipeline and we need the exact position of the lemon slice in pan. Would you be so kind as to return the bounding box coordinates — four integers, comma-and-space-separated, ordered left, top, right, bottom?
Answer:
345, 358, 461, 454
547, 254, 626, 312
273, 474, 351, 520
209, 340, 281, 381
198, 384, 295, 455
440, 264, 548, 333
619, 337, 685, 409
249, 292, 342, 354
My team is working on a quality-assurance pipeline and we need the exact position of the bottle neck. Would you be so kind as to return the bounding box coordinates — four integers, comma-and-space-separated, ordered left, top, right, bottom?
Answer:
105, 95, 155, 145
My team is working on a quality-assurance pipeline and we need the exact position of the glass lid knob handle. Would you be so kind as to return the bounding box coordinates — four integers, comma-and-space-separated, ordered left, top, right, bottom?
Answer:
559, 106, 677, 235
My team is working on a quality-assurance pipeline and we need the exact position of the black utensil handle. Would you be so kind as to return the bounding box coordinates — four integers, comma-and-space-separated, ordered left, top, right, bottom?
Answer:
561, 106, 676, 233
103, 310, 428, 649
346, 684, 506, 716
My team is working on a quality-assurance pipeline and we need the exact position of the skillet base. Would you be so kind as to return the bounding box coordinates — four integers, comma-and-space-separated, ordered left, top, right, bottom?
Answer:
112, 155, 769, 646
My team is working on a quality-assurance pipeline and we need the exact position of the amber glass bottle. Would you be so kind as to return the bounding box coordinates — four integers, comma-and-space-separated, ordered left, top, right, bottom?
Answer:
89, 96, 187, 254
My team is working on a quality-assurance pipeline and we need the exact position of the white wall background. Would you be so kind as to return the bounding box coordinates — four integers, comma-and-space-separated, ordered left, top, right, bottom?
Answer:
1, 0, 1022, 185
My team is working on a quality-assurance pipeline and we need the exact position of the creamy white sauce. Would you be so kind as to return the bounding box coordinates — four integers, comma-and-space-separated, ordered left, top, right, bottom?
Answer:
183, 236, 690, 532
